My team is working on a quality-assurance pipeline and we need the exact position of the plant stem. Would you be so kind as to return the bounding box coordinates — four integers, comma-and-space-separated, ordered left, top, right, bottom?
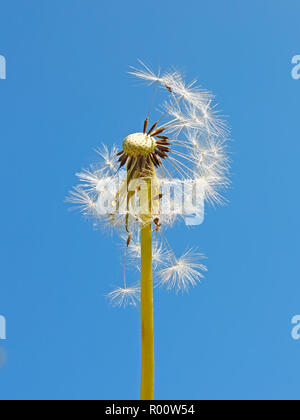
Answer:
140, 221, 154, 400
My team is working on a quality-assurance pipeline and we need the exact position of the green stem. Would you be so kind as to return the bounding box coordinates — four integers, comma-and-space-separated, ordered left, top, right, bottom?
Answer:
140, 221, 154, 400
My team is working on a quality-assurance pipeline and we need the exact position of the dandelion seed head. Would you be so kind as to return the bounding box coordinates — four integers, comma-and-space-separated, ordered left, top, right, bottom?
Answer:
123, 133, 157, 157
69, 63, 231, 300
70, 63, 231, 234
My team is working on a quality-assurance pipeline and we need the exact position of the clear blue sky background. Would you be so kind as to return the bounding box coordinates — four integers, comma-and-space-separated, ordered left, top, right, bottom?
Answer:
0, 0, 300, 400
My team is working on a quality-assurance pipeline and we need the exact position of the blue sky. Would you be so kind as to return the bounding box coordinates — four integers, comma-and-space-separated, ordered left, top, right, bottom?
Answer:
0, 0, 300, 400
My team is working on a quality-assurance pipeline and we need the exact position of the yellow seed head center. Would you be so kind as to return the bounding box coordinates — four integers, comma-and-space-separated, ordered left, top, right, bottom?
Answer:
123, 133, 157, 157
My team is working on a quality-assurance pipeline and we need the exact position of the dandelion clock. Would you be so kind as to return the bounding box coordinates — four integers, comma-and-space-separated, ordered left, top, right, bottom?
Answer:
68, 62, 230, 400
